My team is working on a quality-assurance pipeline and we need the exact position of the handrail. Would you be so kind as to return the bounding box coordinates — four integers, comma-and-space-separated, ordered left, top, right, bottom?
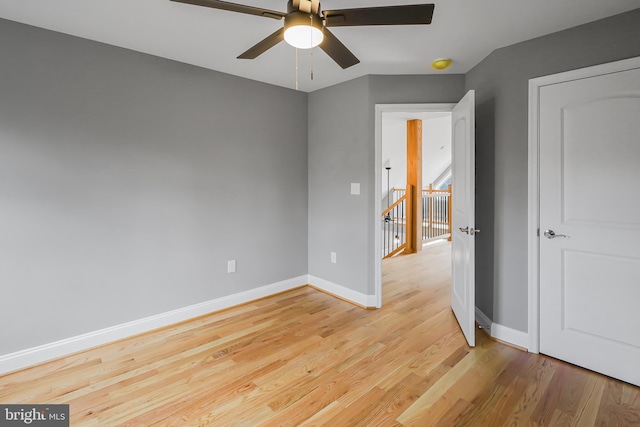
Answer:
383, 244, 406, 259
382, 194, 407, 218
422, 189, 451, 195
393, 188, 450, 196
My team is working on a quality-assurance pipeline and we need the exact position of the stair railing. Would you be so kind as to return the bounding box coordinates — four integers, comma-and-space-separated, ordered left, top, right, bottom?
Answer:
422, 184, 452, 242
381, 193, 407, 258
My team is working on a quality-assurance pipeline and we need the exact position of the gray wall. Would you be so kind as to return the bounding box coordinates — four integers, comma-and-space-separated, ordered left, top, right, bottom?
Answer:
308, 76, 372, 293
0, 19, 309, 354
467, 8, 640, 332
308, 75, 465, 295
4, 7, 639, 356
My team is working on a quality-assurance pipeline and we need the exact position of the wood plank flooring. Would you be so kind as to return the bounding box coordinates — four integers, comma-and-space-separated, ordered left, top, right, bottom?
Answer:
1, 242, 639, 426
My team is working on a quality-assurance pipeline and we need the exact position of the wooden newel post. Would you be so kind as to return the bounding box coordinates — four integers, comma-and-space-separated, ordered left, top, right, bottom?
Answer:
406, 119, 422, 253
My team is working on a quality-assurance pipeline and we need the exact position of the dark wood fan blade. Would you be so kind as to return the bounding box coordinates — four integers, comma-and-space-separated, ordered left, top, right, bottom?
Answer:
320, 28, 360, 69
238, 28, 285, 59
170, 0, 286, 20
323, 4, 434, 27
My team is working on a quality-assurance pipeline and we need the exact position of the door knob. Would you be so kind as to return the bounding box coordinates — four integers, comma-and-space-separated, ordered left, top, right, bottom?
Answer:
459, 227, 480, 235
544, 229, 569, 239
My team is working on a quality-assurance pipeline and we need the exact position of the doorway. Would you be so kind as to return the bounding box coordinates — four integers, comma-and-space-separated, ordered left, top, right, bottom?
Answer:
374, 103, 455, 309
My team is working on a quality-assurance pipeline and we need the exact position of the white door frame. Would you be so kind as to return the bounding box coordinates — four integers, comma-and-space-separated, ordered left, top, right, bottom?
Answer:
374, 103, 456, 308
527, 55, 640, 353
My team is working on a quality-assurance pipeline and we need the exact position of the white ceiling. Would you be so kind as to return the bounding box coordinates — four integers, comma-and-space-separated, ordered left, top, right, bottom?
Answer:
0, 0, 637, 92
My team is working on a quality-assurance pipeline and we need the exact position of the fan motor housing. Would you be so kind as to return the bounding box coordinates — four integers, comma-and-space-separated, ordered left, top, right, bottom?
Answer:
287, 0, 318, 14
285, 10, 324, 31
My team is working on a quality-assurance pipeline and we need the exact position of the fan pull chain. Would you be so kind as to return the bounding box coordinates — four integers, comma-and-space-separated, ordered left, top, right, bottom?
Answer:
295, 48, 299, 91
310, 49, 314, 81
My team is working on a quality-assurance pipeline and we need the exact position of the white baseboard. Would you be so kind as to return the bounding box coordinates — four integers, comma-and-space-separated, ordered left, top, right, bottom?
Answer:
491, 323, 529, 349
307, 275, 376, 308
0, 275, 308, 375
4, 281, 519, 375
475, 306, 529, 350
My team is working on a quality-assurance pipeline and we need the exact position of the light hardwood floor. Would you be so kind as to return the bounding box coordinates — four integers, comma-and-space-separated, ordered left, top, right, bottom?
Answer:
1, 242, 639, 426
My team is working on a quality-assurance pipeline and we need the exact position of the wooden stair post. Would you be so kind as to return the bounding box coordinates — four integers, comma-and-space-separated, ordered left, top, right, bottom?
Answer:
406, 119, 422, 254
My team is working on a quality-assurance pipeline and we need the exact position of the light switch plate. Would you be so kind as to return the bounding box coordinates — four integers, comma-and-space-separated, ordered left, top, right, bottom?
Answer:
351, 183, 360, 195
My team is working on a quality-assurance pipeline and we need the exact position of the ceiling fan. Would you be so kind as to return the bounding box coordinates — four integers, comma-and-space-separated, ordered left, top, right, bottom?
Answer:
170, 0, 435, 69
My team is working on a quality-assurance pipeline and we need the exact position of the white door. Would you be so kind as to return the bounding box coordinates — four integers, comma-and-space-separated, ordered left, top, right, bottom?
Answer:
538, 60, 640, 386
451, 90, 476, 347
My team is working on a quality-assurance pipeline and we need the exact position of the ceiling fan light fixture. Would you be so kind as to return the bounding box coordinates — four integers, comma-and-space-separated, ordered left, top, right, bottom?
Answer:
284, 11, 324, 49
172, 0, 436, 69
284, 25, 323, 49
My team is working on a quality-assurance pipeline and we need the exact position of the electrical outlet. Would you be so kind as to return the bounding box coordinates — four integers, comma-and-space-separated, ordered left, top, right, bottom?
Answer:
331, 252, 337, 264
227, 260, 236, 273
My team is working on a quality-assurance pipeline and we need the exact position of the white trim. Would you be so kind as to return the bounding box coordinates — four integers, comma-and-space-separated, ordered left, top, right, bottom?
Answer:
528, 76, 541, 354
491, 323, 529, 350
308, 275, 376, 308
475, 306, 492, 332
527, 55, 640, 354
0, 275, 307, 375
374, 103, 456, 309
476, 306, 528, 348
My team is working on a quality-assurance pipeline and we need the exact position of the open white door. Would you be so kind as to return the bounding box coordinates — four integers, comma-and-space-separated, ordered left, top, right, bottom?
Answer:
451, 90, 476, 347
